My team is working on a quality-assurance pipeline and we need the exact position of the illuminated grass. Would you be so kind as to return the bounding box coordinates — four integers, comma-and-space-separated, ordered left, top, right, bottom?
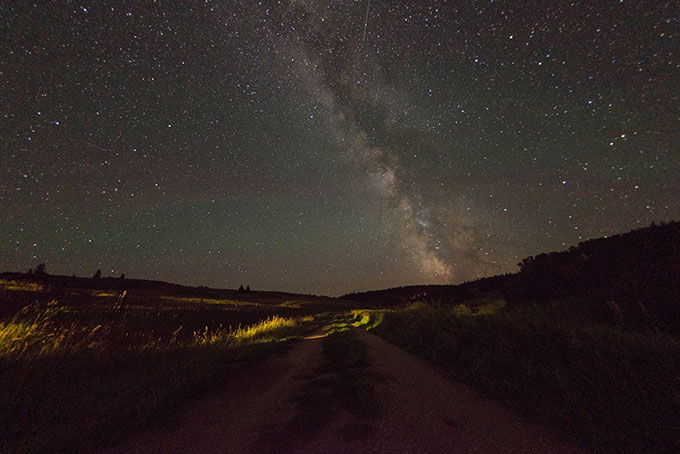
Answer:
0, 279, 44, 292
193, 315, 314, 346
1, 304, 317, 359
160, 296, 257, 306
0, 305, 108, 357
351, 310, 384, 330
1, 307, 325, 452
0, 280, 341, 452
279, 300, 308, 308
91, 291, 117, 297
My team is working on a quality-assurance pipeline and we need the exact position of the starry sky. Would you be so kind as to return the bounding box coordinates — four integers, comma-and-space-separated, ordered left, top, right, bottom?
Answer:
1, 1, 678, 296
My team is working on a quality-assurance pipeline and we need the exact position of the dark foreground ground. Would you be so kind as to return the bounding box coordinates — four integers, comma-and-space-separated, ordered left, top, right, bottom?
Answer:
2, 256, 678, 453
100, 315, 586, 454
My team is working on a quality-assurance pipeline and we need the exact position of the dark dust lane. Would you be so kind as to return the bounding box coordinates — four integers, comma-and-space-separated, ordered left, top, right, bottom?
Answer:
102, 325, 587, 453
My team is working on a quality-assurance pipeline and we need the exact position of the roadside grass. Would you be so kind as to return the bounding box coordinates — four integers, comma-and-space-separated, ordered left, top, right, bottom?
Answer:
0, 280, 44, 292
193, 315, 315, 346
0, 302, 112, 357
351, 309, 384, 330
365, 302, 680, 453
0, 304, 324, 453
159, 296, 260, 307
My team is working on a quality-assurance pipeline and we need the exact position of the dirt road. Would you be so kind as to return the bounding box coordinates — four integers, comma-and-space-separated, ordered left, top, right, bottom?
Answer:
102, 325, 587, 453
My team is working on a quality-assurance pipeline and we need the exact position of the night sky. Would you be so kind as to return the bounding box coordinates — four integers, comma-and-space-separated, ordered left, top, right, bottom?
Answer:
2, 1, 678, 296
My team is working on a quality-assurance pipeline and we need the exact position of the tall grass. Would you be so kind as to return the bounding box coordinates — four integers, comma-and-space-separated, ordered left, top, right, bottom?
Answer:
0, 303, 111, 357
192, 315, 314, 346
0, 279, 44, 292
0, 304, 316, 359
1, 304, 321, 453
369, 302, 680, 453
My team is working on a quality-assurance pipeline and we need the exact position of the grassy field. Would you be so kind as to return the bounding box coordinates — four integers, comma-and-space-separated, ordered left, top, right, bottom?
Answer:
0, 278, 346, 453
354, 300, 680, 453
4, 272, 679, 453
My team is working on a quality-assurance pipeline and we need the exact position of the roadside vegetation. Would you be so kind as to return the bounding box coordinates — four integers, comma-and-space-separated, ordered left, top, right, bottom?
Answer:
356, 300, 680, 453
0, 283, 334, 453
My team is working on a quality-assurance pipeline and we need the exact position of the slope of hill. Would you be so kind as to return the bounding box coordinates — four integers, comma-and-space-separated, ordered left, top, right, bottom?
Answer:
0, 271, 355, 318
342, 274, 513, 307
345, 221, 680, 333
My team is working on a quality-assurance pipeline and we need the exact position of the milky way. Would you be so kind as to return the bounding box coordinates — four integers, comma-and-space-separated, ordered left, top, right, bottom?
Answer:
1, 1, 678, 295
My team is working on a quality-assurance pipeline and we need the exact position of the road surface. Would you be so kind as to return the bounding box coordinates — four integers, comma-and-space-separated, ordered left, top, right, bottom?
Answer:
101, 324, 586, 453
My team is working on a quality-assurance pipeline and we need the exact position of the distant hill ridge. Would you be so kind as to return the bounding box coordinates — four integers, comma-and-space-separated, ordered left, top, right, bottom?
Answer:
0, 271, 327, 302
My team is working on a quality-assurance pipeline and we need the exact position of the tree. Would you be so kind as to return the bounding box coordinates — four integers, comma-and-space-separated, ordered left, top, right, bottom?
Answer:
120, 273, 125, 279
245, 285, 251, 292
35, 263, 47, 276
93, 269, 101, 279
238, 284, 244, 292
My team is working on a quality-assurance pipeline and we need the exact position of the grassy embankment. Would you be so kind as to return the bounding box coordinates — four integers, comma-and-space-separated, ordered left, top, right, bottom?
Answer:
352, 298, 680, 453
0, 281, 333, 453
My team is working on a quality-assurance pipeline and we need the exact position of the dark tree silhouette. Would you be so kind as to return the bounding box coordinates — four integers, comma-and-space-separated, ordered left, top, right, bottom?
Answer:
511, 220, 680, 331
92, 269, 102, 279
120, 273, 125, 279
35, 263, 47, 277
245, 285, 251, 292
238, 284, 244, 292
